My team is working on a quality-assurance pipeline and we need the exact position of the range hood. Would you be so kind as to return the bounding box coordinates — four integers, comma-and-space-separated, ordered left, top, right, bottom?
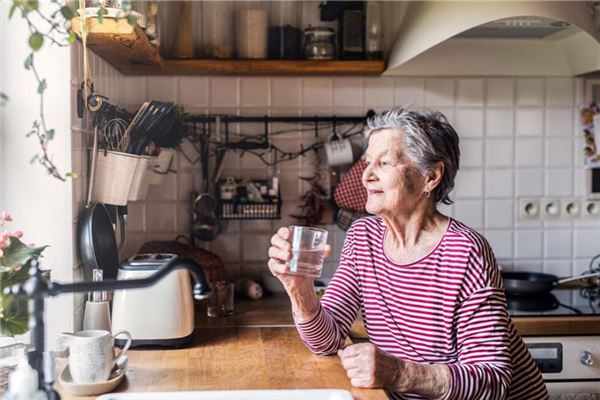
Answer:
383, 1, 600, 76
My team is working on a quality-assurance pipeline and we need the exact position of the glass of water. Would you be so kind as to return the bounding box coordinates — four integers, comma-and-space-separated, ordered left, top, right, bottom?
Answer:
286, 226, 328, 277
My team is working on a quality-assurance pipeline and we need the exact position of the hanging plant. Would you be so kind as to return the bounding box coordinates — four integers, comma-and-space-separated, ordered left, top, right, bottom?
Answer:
2, 0, 136, 181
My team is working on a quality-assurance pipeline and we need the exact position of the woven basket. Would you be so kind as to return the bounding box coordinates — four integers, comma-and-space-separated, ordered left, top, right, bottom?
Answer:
138, 237, 227, 284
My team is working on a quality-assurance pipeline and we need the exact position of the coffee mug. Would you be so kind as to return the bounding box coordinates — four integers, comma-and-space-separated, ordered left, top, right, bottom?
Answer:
324, 135, 354, 166
57, 329, 132, 383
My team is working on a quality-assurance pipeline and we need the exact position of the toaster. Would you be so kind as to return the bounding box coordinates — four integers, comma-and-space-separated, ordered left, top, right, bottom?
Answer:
111, 253, 196, 347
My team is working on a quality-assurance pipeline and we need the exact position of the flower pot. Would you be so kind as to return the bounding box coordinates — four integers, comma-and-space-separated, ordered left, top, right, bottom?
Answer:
92, 151, 139, 206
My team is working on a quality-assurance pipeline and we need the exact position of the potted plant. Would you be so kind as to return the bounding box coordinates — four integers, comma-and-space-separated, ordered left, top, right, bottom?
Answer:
0, 212, 49, 336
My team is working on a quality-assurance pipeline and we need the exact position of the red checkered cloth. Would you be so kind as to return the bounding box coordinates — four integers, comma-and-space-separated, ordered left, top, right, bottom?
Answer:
333, 159, 368, 212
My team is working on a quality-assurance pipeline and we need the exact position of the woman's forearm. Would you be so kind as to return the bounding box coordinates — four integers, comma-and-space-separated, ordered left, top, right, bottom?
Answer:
288, 283, 320, 323
394, 360, 450, 400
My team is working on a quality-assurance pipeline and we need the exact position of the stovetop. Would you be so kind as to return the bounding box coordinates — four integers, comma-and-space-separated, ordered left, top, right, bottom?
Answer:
507, 288, 600, 317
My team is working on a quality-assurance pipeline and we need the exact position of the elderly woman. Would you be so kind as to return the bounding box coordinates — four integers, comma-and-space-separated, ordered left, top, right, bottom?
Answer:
267, 107, 547, 400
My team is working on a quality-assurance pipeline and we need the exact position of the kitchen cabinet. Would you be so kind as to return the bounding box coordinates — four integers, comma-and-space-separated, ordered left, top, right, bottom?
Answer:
73, 18, 385, 76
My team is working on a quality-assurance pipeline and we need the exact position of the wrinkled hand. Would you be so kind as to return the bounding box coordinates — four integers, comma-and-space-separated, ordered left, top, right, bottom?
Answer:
338, 343, 402, 389
267, 226, 331, 292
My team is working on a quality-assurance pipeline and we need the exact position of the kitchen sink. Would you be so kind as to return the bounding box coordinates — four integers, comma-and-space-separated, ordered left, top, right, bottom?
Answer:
96, 389, 353, 400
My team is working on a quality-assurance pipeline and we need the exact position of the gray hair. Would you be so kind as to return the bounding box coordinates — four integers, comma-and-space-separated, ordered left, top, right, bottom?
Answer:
364, 107, 460, 205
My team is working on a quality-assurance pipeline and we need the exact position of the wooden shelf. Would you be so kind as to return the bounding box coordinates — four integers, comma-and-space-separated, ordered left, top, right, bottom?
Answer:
74, 20, 385, 76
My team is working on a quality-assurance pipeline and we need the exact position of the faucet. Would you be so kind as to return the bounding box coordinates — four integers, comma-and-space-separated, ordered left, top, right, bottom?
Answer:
3, 256, 211, 398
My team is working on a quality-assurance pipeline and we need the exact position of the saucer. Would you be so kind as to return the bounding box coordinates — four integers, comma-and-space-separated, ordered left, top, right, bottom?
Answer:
58, 356, 128, 397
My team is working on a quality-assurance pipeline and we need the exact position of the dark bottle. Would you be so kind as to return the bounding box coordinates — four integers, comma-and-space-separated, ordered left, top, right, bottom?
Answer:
268, 1, 302, 59
320, 1, 365, 60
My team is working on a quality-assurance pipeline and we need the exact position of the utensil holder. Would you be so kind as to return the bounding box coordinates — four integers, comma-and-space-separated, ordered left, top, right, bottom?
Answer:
128, 155, 155, 201
92, 150, 139, 206
83, 301, 111, 331
149, 148, 175, 185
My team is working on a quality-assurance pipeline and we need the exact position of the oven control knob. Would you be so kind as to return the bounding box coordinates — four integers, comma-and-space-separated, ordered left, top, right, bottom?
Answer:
580, 351, 594, 367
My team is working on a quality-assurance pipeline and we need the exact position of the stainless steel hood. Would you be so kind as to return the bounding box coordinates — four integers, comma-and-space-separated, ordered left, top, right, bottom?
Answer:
383, 1, 600, 76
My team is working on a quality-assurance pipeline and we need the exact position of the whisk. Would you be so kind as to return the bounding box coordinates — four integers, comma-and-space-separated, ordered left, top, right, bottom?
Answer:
101, 117, 128, 152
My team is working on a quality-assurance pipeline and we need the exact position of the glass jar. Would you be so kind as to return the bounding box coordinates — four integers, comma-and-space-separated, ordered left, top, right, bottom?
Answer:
235, 1, 268, 59
268, 1, 301, 59
365, 1, 383, 60
304, 27, 336, 60
201, 2, 233, 59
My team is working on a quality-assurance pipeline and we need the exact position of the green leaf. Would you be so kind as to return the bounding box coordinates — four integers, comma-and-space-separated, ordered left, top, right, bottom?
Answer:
28, 32, 43, 51
30, 154, 39, 164
45, 129, 55, 140
8, 3, 18, 19
0, 295, 29, 336
126, 14, 137, 27
60, 5, 75, 20
0, 92, 8, 107
26, 0, 38, 11
24, 54, 33, 70
26, 130, 35, 137
67, 32, 77, 44
0, 237, 48, 270
37, 79, 47, 94
97, 6, 107, 23
66, 171, 79, 179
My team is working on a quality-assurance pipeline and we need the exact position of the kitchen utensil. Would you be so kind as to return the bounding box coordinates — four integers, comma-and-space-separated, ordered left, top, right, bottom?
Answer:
77, 204, 120, 281
111, 254, 198, 347
192, 128, 222, 241
125, 101, 174, 155
333, 159, 368, 212
502, 271, 600, 296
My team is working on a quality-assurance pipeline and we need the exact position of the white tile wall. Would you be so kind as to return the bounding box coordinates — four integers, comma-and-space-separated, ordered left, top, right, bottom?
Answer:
78, 73, 600, 282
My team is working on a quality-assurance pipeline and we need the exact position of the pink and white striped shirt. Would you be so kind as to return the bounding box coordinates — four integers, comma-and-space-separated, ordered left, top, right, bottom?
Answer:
296, 217, 548, 400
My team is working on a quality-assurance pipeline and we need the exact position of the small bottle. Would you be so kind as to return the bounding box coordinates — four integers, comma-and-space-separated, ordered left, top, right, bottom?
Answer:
365, 1, 383, 60
2, 355, 46, 400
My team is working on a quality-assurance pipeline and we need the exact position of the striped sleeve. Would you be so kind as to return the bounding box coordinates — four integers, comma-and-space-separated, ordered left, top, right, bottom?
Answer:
442, 238, 512, 400
295, 225, 362, 355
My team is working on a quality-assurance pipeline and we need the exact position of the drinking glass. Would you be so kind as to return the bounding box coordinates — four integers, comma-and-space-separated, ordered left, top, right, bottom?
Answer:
286, 226, 328, 277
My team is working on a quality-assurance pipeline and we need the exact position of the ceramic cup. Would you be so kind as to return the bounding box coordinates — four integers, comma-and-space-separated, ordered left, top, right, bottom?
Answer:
324, 137, 354, 166
57, 329, 132, 383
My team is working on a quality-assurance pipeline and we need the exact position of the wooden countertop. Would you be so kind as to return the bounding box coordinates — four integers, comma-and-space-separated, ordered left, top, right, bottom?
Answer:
58, 294, 600, 399
58, 295, 385, 400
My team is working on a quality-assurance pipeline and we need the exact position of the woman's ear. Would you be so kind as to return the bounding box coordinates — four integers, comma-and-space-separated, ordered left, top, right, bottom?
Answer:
425, 162, 445, 192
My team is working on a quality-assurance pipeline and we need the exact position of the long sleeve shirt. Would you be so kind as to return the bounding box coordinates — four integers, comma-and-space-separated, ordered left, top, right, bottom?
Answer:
295, 217, 548, 400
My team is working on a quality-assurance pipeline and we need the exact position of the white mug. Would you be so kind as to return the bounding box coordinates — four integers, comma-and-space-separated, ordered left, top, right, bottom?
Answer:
57, 329, 132, 383
324, 136, 354, 166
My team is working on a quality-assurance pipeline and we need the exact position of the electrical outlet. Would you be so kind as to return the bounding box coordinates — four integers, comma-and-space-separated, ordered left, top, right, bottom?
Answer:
582, 200, 600, 219
518, 198, 540, 220
540, 198, 561, 220
561, 198, 582, 219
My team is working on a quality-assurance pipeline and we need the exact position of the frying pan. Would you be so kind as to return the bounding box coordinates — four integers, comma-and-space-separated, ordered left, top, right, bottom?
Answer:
502, 271, 600, 296
77, 126, 120, 280
77, 203, 120, 280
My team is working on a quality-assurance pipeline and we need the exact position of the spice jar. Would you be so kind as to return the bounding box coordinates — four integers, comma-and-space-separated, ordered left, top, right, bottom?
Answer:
304, 27, 336, 60
201, 2, 233, 59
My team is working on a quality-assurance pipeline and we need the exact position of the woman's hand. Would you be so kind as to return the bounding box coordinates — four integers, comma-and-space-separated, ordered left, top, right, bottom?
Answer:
268, 226, 332, 322
267, 226, 331, 292
338, 343, 450, 399
338, 343, 402, 389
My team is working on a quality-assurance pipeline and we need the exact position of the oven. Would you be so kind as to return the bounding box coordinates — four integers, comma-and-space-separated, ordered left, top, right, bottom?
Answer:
509, 287, 600, 398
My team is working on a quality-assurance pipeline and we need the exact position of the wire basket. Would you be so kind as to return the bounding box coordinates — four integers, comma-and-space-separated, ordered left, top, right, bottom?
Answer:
217, 178, 281, 220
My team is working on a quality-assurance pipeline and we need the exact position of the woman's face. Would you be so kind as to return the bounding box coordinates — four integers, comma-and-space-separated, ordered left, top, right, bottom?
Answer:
362, 129, 427, 217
